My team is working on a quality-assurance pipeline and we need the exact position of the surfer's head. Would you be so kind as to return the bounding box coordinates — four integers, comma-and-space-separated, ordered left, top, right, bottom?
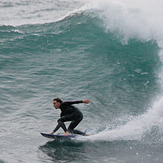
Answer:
53, 98, 62, 109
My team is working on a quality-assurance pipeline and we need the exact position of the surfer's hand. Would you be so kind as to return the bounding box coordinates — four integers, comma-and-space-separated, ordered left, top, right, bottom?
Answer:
82, 99, 90, 104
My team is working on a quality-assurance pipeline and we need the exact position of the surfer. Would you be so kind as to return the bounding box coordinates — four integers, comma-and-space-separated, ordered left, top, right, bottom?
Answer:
50, 98, 90, 135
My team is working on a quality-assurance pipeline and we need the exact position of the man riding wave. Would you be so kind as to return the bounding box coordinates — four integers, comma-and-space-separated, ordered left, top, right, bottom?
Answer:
50, 98, 90, 135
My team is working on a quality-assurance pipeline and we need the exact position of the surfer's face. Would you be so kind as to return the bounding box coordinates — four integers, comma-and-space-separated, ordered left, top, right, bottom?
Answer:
53, 100, 60, 109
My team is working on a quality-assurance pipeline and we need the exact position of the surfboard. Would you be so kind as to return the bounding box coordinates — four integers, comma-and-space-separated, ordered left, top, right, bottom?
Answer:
40, 132, 77, 139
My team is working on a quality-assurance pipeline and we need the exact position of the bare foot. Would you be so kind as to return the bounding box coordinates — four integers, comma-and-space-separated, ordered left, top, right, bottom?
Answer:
64, 131, 70, 135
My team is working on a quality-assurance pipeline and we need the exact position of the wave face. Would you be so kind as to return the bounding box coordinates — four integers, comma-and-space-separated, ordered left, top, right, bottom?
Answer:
0, 0, 163, 163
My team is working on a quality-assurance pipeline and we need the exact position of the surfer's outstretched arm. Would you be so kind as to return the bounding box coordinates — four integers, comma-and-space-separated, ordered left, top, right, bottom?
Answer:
63, 99, 90, 106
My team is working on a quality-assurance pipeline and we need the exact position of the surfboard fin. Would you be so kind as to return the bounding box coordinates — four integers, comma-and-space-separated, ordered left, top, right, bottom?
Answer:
83, 130, 89, 136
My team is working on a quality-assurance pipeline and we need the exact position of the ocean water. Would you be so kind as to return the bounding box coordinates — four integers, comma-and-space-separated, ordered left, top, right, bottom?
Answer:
0, 0, 163, 163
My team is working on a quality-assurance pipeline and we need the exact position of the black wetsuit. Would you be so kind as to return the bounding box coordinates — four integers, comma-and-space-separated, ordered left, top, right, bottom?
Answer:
53, 101, 84, 134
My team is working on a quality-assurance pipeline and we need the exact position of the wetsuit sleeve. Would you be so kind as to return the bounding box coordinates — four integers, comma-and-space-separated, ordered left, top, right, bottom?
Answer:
63, 100, 83, 105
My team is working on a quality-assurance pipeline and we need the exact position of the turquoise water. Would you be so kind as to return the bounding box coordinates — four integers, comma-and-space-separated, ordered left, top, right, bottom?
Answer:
0, 0, 163, 163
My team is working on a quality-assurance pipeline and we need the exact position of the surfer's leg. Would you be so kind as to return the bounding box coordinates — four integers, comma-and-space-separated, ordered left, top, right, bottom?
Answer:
57, 119, 67, 132
53, 116, 70, 133
53, 120, 67, 133
72, 129, 84, 135
57, 116, 70, 132
68, 116, 83, 134
55, 112, 83, 134
53, 123, 60, 133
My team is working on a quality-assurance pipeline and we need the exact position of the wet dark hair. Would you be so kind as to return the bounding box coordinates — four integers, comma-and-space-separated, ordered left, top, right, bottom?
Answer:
53, 98, 63, 103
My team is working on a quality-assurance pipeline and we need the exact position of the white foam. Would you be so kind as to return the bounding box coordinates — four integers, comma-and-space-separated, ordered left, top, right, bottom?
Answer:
85, 0, 163, 46
77, 97, 163, 142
